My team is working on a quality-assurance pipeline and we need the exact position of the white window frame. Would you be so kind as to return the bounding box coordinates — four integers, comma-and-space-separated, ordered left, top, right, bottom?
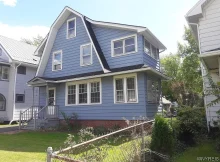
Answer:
111, 34, 138, 57
52, 50, 62, 71
48, 87, 56, 105
80, 43, 93, 66
144, 38, 159, 60
113, 73, 138, 104
1, 66, 9, 80
65, 78, 102, 106
66, 17, 76, 39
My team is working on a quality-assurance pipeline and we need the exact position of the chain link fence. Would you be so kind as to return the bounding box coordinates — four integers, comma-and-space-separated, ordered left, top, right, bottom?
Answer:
46, 120, 170, 162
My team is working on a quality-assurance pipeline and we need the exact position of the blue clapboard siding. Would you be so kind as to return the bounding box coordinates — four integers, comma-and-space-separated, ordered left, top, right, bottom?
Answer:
39, 86, 46, 106
39, 72, 147, 120
92, 25, 144, 69
43, 13, 102, 78
143, 52, 159, 69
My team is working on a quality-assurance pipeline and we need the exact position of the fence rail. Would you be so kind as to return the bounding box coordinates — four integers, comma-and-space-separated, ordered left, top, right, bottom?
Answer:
47, 120, 154, 162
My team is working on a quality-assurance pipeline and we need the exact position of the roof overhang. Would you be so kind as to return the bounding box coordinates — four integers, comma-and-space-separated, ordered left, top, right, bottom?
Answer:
29, 67, 169, 86
199, 50, 220, 70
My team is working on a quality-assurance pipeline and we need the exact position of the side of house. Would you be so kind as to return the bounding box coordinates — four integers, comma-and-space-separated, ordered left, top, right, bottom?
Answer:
186, 0, 220, 127
0, 35, 39, 122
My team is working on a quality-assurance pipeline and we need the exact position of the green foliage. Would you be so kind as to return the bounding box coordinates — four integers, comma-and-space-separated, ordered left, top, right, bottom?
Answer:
150, 115, 174, 156
161, 26, 203, 106
93, 125, 109, 136
21, 35, 44, 46
174, 107, 207, 145
61, 112, 80, 131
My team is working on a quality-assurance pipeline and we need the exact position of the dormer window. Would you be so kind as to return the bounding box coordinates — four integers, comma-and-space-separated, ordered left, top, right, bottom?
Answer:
52, 50, 62, 71
67, 18, 76, 39
111, 35, 137, 57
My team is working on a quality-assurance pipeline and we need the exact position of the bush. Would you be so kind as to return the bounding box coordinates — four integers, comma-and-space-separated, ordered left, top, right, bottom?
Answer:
174, 107, 207, 145
93, 126, 109, 136
150, 115, 174, 157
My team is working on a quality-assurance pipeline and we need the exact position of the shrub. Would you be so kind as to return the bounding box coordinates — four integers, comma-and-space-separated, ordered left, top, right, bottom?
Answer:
93, 126, 109, 136
61, 112, 81, 131
150, 115, 174, 157
174, 107, 207, 145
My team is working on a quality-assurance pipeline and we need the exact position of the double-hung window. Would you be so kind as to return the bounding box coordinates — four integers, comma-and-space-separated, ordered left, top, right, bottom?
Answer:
144, 38, 159, 60
66, 79, 101, 105
114, 74, 138, 103
80, 43, 92, 66
67, 18, 76, 39
0, 66, 9, 80
144, 39, 151, 54
52, 50, 62, 71
112, 35, 137, 56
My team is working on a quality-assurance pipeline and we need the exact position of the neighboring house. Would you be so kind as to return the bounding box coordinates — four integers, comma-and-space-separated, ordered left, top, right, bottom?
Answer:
27, 7, 167, 128
0, 35, 39, 123
186, 0, 220, 128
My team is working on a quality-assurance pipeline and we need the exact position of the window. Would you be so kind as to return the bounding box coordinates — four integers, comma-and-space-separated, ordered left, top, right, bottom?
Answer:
67, 18, 76, 39
80, 44, 92, 66
0, 66, 9, 80
67, 85, 76, 104
147, 80, 160, 103
17, 66, 26, 74
115, 79, 124, 102
144, 39, 159, 60
66, 79, 101, 105
16, 94, 25, 103
114, 74, 138, 103
52, 51, 62, 71
112, 35, 137, 56
79, 84, 87, 104
48, 88, 56, 105
0, 94, 6, 111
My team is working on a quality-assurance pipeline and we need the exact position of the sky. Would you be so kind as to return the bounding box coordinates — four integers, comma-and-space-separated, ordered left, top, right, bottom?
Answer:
0, 0, 199, 55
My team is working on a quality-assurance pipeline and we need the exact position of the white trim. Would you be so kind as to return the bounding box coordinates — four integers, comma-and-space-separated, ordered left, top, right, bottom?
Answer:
65, 78, 102, 106
199, 50, 220, 58
111, 34, 138, 57
80, 43, 93, 66
48, 87, 56, 105
52, 50, 62, 71
66, 17, 76, 39
113, 73, 138, 104
34, 35, 48, 56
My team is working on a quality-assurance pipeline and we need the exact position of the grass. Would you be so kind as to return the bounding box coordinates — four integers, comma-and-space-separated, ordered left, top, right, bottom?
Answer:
175, 141, 220, 162
0, 131, 68, 162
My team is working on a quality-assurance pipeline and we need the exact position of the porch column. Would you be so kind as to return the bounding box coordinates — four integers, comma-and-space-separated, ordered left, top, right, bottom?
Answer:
46, 84, 49, 106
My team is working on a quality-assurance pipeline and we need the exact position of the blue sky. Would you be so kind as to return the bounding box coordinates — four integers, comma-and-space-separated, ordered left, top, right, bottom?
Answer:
0, 0, 198, 54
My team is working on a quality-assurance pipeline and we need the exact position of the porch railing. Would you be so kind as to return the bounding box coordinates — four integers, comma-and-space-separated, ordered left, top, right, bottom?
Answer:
19, 105, 59, 130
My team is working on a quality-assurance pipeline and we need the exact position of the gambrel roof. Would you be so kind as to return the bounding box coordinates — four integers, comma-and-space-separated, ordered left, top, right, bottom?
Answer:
0, 35, 39, 65
36, 6, 166, 76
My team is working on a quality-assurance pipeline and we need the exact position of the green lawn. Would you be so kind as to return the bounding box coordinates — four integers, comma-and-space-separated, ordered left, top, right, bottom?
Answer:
0, 131, 68, 162
175, 141, 220, 162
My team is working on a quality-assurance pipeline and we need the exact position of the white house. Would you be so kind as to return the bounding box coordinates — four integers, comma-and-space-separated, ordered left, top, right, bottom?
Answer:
186, 0, 220, 128
0, 35, 39, 123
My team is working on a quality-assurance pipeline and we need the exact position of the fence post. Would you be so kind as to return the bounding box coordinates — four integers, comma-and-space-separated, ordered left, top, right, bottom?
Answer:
141, 123, 145, 162
47, 147, 53, 162
34, 111, 36, 130
19, 111, 22, 130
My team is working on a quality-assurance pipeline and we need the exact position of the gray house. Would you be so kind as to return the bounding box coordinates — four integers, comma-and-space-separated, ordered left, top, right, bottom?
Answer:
26, 7, 167, 128
186, 0, 220, 128
0, 35, 39, 123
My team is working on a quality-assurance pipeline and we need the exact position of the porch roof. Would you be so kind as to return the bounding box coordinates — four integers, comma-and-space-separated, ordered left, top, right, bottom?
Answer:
199, 49, 220, 70
28, 64, 169, 86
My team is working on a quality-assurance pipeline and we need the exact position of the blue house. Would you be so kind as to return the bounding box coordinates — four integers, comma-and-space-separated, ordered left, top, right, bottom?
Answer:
26, 7, 167, 128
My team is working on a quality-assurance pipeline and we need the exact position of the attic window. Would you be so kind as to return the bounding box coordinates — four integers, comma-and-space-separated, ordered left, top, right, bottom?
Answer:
67, 18, 76, 39
52, 50, 62, 71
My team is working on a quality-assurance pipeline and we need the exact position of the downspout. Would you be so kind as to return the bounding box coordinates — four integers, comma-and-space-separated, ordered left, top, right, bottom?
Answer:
189, 22, 210, 132
9, 62, 22, 124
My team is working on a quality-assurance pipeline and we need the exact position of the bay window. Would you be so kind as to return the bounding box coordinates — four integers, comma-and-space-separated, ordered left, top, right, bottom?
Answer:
114, 74, 138, 103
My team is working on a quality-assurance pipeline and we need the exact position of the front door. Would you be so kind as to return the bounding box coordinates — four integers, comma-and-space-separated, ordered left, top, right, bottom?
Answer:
48, 88, 56, 106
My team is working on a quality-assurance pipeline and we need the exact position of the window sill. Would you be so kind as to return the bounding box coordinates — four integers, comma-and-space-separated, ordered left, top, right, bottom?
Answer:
52, 69, 62, 72
114, 101, 138, 104
65, 103, 102, 106
0, 79, 9, 82
80, 63, 92, 67
66, 35, 76, 39
112, 51, 137, 57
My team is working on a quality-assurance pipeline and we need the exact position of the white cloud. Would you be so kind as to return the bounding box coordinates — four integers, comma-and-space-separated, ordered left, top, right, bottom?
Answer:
0, 22, 49, 41
0, 0, 17, 7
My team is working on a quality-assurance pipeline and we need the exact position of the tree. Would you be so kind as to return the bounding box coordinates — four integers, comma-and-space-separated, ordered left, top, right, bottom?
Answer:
161, 26, 203, 107
21, 35, 43, 46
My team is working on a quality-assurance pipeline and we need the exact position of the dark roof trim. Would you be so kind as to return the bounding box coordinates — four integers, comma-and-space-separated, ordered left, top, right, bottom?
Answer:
83, 16, 110, 71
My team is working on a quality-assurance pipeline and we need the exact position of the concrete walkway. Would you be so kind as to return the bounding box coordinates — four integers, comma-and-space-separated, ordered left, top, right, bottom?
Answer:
0, 126, 19, 133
